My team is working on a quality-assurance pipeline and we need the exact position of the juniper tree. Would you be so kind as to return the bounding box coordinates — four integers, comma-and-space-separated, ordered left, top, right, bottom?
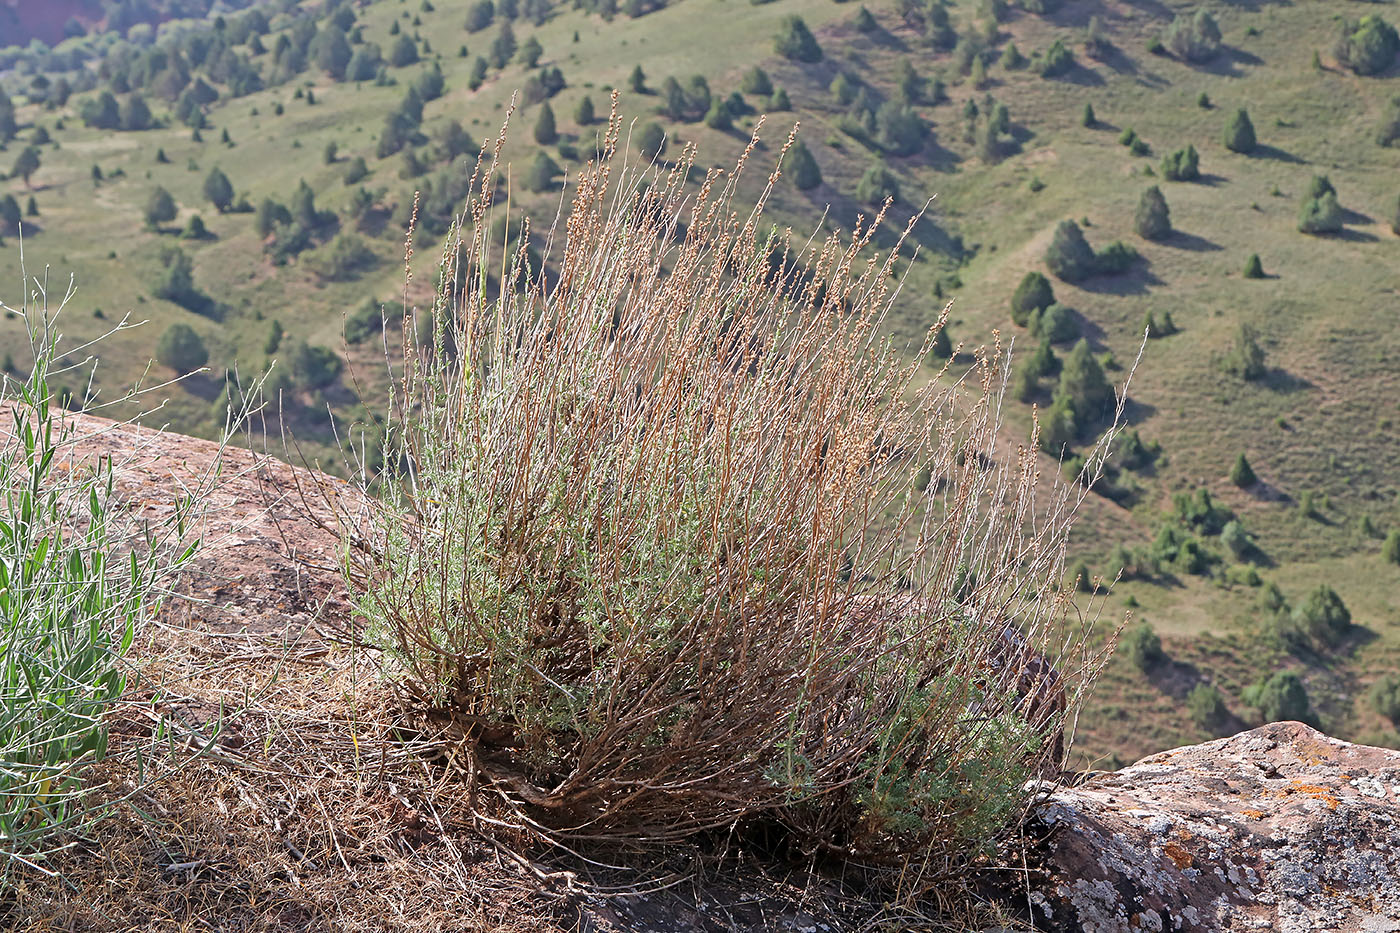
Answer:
783, 140, 822, 190
575, 95, 595, 126
1134, 185, 1171, 240
534, 102, 558, 144
1010, 271, 1055, 326
1243, 253, 1265, 279
144, 186, 178, 230
1230, 452, 1257, 488
156, 323, 208, 374
1044, 220, 1096, 282
775, 15, 822, 62
1223, 108, 1256, 154
202, 167, 235, 212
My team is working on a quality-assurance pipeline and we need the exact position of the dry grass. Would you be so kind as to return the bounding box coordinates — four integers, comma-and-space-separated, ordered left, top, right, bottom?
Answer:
340, 97, 1122, 890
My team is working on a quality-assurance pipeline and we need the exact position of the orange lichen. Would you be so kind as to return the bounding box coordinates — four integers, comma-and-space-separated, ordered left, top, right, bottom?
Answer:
1162, 842, 1193, 870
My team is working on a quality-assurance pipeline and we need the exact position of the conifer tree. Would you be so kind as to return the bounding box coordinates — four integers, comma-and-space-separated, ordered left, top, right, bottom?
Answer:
1230, 453, 1257, 488
534, 102, 558, 144
1134, 186, 1171, 240
1223, 108, 1256, 153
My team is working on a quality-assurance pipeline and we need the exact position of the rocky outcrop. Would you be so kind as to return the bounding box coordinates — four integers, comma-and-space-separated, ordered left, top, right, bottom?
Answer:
1026, 721, 1400, 933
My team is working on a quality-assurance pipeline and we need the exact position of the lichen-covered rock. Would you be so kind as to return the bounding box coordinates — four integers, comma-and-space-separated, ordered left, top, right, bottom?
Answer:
1027, 721, 1400, 932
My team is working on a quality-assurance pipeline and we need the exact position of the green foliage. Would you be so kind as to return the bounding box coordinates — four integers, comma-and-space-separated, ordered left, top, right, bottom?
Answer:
1040, 39, 1074, 77
344, 156, 369, 185
854, 6, 877, 33
1037, 392, 1076, 452
1223, 108, 1257, 154
1383, 529, 1400, 565
1164, 10, 1222, 63
1298, 190, 1344, 234
1028, 302, 1078, 344
1081, 102, 1095, 127
534, 102, 558, 145
1243, 253, 1264, 279
742, 66, 773, 97
1335, 15, 1399, 76
856, 161, 899, 205
1160, 145, 1200, 181
1044, 220, 1096, 282
1095, 240, 1138, 275
0, 322, 198, 861
1134, 186, 1171, 240
1186, 683, 1227, 730
1244, 671, 1310, 723
180, 214, 209, 240
518, 36, 543, 69
1123, 621, 1163, 671
152, 247, 204, 311
783, 140, 822, 191
1220, 520, 1253, 560
574, 95, 596, 127
157, 322, 209, 374
11, 145, 41, 184
1306, 175, 1336, 200
1369, 674, 1400, 723
775, 15, 822, 63
1291, 584, 1351, 648
1058, 338, 1115, 427
524, 151, 563, 192
466, 0, 495, 32
637, 122, 667, 160
311, 233, 377, 282
1222, 324, 1267, 381
288, 339, 342, 389
876, 101, 926, 155
202, 167, 235, 213
1173, 487, 1235, 536
1230, 453, 1257, 488
390, 34, 420, 68
1010, 271, 1055, 327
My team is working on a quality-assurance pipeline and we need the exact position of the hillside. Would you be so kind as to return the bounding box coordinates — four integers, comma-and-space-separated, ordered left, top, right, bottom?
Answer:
0, 0, 1397, 767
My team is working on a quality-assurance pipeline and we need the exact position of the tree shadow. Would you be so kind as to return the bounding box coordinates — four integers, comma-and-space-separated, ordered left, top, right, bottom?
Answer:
1260, 366, 1313, 394
1248, 144, 1306, 164
1120, 396, 1158, 427
1146, 657, 1202, 701
1334, 226, 1380, 244
1340, 207, 1373, 225
179, 371, 222, 402
1075, 264, 1162, 296
1193, 172, 1229, 187
1162, 230, 1222, 251
1056, 65, 1107, 87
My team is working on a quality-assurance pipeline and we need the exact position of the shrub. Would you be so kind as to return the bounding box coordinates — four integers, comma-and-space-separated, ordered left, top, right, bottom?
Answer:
1044, 220, 1096, 282
876, 102, 926, 156
1383, 529, 1400, 565
1223, 108, 1256, 154
742, 66, 773, 96
1123, 621, 1163, 671
1134, 186, 1171, 240
637, 121, 667, 160
1160, 145, 1199, 182
181, 214, 209, 240
1010, 271, 1055, 327
1377, 96, 1400, 147
1335, 15, 1399, 76
288, 339, 341, 389
1081, 102, 1096, 127
203, 167, 235, 212
144, 186, 178, 229
0, 312, 202, 862
1164, 10, 1221, 63
534, 102, 558, 145
156, 322, 209, 375
1244, 671, 1310, 723
1095, 240, 1138, 275
1298, 190, 1343, 235
1243, 253, 1264, 279
1222, 324, 1266, 381
775, 15, 822, 62
1291, 584, 1351, 648
311, 233, 377, 281
1040, 39, 1074, 77
856, 161, 899, 205
524, 151, 563, 192
1230, 453, 1257, 488
1220, 520, 1252, 560
341, 124, 1108, 879
1307, 175, 1336, 200
1028, 302, 1078, 344
1369, 674, 1400, 723
854, 6, 877, 33
1391, 194, 1400, 235
1058, 338, 1115, 427
783, 140, 822, 190
152, 247, 204, 310
1187, 683, 1227, 730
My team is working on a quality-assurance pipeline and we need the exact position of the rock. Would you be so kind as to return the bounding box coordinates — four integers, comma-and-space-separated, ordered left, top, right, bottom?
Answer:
1026, 721, 1400, 932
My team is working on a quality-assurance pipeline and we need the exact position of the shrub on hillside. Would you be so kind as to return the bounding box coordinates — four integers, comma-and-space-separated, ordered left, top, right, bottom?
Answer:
1123, 621, 1163, 671
152, 247, 205, 311
1223, 108, 1256, 153
1383, 529, 1400, 565
1222, 323, 1267, 381
1010, 271, 1055, 326
1298, 190, 1343, 235
856, 161, 900, 204
1335, 15, 1399, 76
311, 233, 377, 282
288, 339, 341, 389
1187, 683, 1227, 730
1230, 453, 1257, 488
1243, 253, 1265, 279
1160, 145, 1200, 181
340, 122, 1113, 880
1044, 220, 1096, 282
157, 322, 208, 374
1028, 302, 1078, 344
1244, 671, 1310, 723
1058, 338, 1115, 427
1164, 10, 1221, 63
783, 140, 822, 190
1370, 674, 1400, 724
637, 122, 667, 160
1291, 584, 1351, 648
1134, 186, 1171, 240
1095, 240, 1138, 275
775, 15, 822, 62
1040, 39, 1074, 77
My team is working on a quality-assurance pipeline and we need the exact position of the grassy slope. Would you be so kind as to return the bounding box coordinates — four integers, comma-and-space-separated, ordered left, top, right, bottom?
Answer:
1, 0, 1397, 766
